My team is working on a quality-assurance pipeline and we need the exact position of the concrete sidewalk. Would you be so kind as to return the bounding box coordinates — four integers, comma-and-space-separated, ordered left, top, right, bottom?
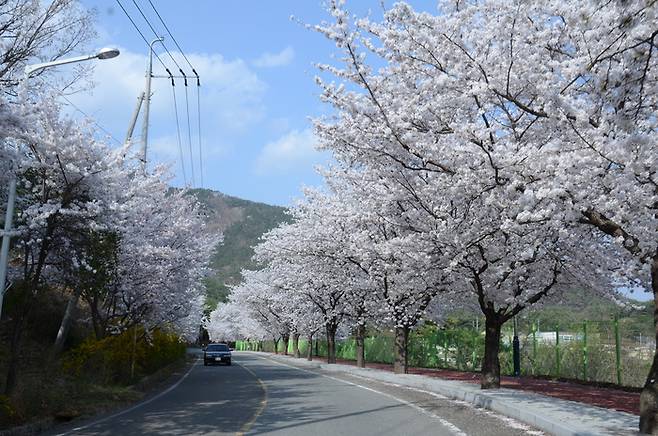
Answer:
247, 352, 638, 436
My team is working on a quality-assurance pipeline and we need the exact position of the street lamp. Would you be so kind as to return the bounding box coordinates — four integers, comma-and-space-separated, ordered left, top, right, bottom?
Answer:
23, 47, 120, 77
0, 48, 120, 319
96, 47, 120, 60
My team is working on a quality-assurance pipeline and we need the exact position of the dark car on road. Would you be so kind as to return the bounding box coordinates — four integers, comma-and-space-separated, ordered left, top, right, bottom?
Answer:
204, 343, 232, 366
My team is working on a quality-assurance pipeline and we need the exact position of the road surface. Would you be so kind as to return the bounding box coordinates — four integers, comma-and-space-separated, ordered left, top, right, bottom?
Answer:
51, 351, 541, 436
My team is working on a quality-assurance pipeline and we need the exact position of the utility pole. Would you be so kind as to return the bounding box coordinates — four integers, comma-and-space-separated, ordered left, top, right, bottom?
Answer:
0, 177, 16, 319
125, 92, 145, 146
140, 38, 164, 172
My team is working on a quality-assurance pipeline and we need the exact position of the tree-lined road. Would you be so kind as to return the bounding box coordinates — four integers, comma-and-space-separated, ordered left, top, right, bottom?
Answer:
52, 352, 539, 436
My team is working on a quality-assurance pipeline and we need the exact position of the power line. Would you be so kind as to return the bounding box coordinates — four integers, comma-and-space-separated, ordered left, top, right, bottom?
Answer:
139, 0, 203, 189
196, 85, 203, 188
170, 83, 188, 186
146, 0, 198, 77
129, 0, 184, 73
115, 0, 169, 72
184, 85, 195, 187
117, 0, 204, 188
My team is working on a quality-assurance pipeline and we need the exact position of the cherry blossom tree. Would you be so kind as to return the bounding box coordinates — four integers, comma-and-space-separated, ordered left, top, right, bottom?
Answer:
1, 95, 215, 393
206, 302, 247, 343
0, 0, 215, 404
106, 172, 216, 340
0, 97, 133, 394
255, 191, 374, 365
227, 269, 294, 353
311, 0, 648, 387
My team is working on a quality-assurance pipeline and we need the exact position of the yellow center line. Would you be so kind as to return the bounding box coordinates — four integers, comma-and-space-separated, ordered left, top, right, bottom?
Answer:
235, 361, 268, 436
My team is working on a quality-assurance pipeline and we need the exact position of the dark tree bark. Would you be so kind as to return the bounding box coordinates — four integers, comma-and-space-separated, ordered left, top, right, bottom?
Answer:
326, 322, 337, 364
282, 333, 290, 356
292, 333, 300, 358
87, 294, 107, 340
355, 323, 366, 368
481, 312, 503, 389
640, 252, 658, 434
306, 334, 313, 361
393, 325, 409, 374
273, 337, 279, 354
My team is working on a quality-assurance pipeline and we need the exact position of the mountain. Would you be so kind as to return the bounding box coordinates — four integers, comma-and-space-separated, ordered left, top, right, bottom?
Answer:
189, 189, 290, 312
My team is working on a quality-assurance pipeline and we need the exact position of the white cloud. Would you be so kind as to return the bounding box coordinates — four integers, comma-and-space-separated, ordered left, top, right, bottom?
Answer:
253, 46, 295, 68
255, 128, 323, 175
187, 52, 267, 131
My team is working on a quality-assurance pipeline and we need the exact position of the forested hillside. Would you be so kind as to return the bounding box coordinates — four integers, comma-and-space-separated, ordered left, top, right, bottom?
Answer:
191, 189, 289, 311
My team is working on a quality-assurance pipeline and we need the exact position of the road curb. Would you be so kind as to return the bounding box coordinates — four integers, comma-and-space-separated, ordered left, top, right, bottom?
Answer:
245, 352, 637, 436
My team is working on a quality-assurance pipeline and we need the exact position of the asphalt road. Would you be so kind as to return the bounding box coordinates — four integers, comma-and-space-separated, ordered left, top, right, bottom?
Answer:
50, 351, 542, 436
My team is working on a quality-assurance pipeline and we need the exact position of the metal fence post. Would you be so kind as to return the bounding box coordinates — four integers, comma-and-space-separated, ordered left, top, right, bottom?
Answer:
582, 321, 588, 381
432, 331, 438, 368
532, 322, 537, 376
472, 332, 477, 371
614, 316, 622, 385
512, 316, 520, 377
555, 325, 560, 378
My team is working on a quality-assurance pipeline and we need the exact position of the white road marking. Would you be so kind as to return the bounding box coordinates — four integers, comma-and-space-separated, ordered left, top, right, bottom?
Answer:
249, 355, 468, 436
54, 358, 199, 435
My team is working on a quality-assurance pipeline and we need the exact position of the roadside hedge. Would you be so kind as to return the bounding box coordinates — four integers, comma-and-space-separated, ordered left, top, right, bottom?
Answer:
64, 328, 185, 385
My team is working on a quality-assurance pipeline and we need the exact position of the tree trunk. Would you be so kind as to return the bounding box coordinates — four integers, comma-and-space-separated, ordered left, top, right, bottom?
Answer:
88, 295, 106, 340
393, 325, 409, 374
273, 338, 279, 354
640, 252, 658, 434
52, 287, 82, 356
306, 334, 313, 361
292, 333, 300, 358
481, 313, 503, 389
326, 323, 337, 364
355, 323, 366, 368
130, 326, 138, 381
282, 333, 290, 355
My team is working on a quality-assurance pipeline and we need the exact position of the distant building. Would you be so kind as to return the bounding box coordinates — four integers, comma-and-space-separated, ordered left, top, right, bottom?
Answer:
532, 331, 581, 344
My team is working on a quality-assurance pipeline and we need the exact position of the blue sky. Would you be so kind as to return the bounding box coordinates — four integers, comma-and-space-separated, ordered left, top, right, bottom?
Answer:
64, 1, 653, 302
68, 1, 433, 206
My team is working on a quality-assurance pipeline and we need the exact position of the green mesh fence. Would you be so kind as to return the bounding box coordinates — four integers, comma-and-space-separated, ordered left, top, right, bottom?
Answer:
235, 316, 652, 387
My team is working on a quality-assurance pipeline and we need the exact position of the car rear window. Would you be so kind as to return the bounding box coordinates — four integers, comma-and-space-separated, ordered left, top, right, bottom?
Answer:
206, 344, 229, 351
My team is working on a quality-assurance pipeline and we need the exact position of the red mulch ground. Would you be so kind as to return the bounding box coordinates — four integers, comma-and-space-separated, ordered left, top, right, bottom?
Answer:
310, 357, 640, 415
